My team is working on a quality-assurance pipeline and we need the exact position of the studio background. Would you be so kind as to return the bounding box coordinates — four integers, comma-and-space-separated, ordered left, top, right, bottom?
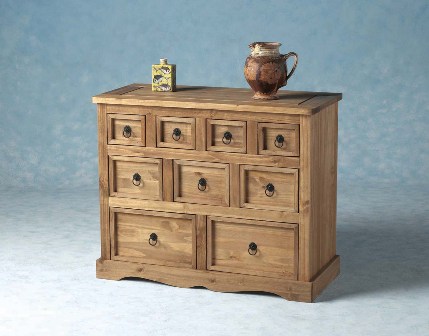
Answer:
1, 1, 428, 335
1, 0, 428, 190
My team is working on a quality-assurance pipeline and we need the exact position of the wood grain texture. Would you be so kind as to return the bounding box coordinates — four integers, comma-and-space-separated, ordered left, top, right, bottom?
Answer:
109, 156, 162, 201
107, 114, 145, 146
312, 255, 340, 301
229, 163, 240, 208
94, 85, 341, 302
106, 104, 147, 115
206, 119, 247, 153
93, 84, 342, 115
102, 84, 145, 95
145, 112, 156, 148
162, 159, 173, 202
173, 160, 230, 207
207, 216, 298, 279
110, 208, 196, 269
299, 104, 338, 281
258, 122, 299, 157
240, 165, 299, 212
156, 116, 196, 149
96, 258, 313, 302
106, 104, 301, 124
195, 117, 207, 151
97, 104, 110, 260
196, 215, 207, 270
246, 120, 258, 155
108, 144, 300, 168
109, 197, 299, 224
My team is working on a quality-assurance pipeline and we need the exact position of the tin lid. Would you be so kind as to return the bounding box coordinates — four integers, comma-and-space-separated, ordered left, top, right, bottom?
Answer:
160, 58, 168, 65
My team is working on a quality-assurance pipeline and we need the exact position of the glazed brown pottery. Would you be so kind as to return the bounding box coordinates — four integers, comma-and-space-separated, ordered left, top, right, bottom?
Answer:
244, 42, 298, 100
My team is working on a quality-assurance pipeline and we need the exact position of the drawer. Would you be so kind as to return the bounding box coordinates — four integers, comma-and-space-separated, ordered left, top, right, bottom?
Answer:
109, 156, 162, 200
258, 122, 299, 156
156, 116, 196, 149
173, 160, 229, 207
240, 165, 298, 212
110, 208, 196, 268
107, 114, 145, 146
206, 119, 247, 153
207, 216, 298, 279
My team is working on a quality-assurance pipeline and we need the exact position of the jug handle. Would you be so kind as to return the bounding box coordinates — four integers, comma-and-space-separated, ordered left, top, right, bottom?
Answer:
283, 52, 299, 82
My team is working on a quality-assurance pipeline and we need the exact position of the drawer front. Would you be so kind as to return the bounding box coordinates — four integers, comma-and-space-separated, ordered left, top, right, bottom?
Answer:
109, 156, 162, 200
173, 160, 229, 207
207, 216, 298, 279
156, 116, 196, 149
240, 165, 298, 212
207, 119, 247, 153
258, 122, 299, 156
108, 114, 145, 146
111, 208, 196, 268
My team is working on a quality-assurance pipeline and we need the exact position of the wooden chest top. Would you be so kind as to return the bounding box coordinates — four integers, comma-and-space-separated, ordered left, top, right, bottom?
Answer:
92, 83, 342, 115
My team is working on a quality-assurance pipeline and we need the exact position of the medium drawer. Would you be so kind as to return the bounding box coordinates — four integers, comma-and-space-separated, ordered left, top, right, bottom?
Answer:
109, 156, 162, 200
258, 122, 299, 156
206, 119, 247, 153
240, 165, 298, 212
156, 116, 196, 149
110, 208, 196, 268
173, 160, 229, 207
207, 216, 298, 279
107, 114, 145, 146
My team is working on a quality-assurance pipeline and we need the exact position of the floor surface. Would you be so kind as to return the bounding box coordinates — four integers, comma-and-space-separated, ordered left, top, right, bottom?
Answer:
0, 184, 428, 335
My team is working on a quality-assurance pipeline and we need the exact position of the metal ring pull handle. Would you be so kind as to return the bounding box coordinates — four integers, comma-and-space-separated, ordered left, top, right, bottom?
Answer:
132, 173, 141, 186
265, 183, 275, 197
248, 242, 257, 255
123, 125, 132, 138
198, 178, 207, 191
274, 134, 284, 148
149, 232, 158, 246
222, 131, 232, 145
172, 128, 182, 141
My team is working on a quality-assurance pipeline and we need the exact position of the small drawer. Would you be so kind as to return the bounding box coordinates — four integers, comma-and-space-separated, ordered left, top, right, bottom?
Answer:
109, 156, 162, 200
258, 122, 299, 156
110, 208, 196, 268
108, 114, 145, 146
173, 160, 229, 207
156, 116, 195, 149
206, 119, 247, 153
207, 216, 298, 279
240, 165, 298, 212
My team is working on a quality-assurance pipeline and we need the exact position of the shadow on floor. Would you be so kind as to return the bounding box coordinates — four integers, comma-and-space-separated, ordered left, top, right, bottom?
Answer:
125, 213, 429, 303
319, 212, 429, 301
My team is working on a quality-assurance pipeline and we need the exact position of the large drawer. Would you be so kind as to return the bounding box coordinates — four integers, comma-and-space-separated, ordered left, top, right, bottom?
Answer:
207, 216, 298, 279
173, 160, 230, 207
240, 165, 299, 212
110, 208, 196, 268
109, 156, 163, 200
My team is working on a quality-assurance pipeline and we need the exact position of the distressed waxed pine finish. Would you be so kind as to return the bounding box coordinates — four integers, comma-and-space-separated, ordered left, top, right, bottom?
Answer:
93, 84, 342, 302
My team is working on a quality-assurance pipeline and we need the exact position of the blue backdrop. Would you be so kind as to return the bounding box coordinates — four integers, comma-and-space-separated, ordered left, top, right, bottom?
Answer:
1, 0, 428, 190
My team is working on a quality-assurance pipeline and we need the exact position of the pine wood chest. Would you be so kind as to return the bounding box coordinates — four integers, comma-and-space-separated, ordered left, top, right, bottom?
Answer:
93, 84, 342, 302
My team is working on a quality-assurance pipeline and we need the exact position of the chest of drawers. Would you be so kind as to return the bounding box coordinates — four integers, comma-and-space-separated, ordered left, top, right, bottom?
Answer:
93, 84, 342, 302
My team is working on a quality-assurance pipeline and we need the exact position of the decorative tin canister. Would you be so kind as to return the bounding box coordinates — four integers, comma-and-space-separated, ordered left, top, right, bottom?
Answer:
152, 58, 176, 92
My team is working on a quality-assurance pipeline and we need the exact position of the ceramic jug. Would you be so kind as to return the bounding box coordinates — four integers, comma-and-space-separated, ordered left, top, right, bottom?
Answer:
244, 42, 298, 100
